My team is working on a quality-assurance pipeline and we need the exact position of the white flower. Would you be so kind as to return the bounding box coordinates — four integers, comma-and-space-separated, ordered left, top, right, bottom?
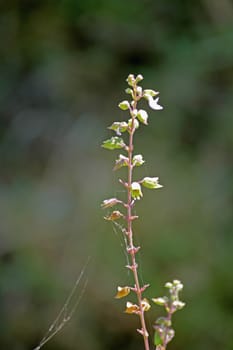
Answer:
147, 96, 163, 110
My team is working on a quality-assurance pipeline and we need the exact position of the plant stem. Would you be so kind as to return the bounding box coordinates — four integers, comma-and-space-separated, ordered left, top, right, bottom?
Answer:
126, 105, 150, 350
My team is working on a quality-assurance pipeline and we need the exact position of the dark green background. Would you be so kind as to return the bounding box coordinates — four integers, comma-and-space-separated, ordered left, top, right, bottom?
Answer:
0, 1, 233, 349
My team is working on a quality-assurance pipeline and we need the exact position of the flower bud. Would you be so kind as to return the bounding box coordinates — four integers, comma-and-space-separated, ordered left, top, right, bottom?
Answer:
101, 198, 121, 209
115, 286, 130, 299
165, 282, 173, 289
131, 182, 143, 200
142, 177, 163, 189
152, 297, 168, 306
133, 154, 145, 167
128, 118, 139, 130
135, 74, 143, 83
125, 301, 140, 314
142, 298, 151, 311
108, 121, 128, 135
126, 74, 135, 87
144, 89, 159, 97
114, 154, 129, 170
173, 300, 185, 310
104, 211, 124, 221
102, 137, 125, 150
118, 100, 130, 110
137, 109, 148, 125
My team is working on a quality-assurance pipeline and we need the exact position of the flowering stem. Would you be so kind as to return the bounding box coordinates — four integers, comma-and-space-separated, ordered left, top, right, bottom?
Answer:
126, 97, 150, 350
102, 74, 184, 350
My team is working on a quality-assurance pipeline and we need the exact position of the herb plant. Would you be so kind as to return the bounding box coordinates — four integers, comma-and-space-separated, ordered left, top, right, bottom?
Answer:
101, 74, 185, 350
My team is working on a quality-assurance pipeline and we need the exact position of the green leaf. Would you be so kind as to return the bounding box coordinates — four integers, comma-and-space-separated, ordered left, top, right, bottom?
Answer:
102, 137, 125, 150
141, 177, 163, 189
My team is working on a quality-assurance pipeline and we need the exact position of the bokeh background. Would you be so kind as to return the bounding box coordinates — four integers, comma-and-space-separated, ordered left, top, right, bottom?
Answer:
1, 1, 233, 349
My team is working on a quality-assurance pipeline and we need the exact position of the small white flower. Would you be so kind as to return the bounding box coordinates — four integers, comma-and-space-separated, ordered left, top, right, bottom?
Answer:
148, 96, 163, 110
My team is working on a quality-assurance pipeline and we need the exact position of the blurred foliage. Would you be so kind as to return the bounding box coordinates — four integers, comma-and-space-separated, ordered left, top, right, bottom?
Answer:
0, 0, 233, 349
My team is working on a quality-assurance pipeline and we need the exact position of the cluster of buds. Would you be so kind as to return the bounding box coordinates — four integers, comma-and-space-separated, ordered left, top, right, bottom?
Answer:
101, 73, 163, 216
152, 280, 185, 349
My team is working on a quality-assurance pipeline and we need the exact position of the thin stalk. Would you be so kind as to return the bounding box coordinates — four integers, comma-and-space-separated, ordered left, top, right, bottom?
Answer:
126, 98, 150, 350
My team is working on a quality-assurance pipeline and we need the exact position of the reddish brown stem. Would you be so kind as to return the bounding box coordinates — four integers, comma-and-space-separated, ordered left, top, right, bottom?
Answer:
126, 92, 150, 350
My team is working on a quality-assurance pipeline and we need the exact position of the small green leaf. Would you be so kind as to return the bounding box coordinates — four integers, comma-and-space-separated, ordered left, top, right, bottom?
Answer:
118, 100, 130, 110
102, 137, 125, 150
142, 177, 163, 189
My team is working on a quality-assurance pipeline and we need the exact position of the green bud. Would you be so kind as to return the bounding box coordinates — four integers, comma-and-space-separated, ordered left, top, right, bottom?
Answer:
142, 177, 163, 189
152, 297, 168, 306
173, 300, 185, 310
143, 89, 159, 97
126, 74, 135, 87
165, 282, 173, 289
173, 279, 181, 286
167, 328, 175, 343
131, 182, 143, 200
137, 109, 148, 125
125, 88, 133, 97
136, 86, 143, 95
118, 100, 130, 110
128, 118, 139, 130
135, 74, 143, 83
133, 154, 145, 167
131, 108, 138, 117
156, 317, 171, 327
102, 137, 125, 150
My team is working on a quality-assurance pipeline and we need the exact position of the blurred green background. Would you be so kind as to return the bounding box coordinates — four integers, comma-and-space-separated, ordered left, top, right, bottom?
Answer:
0, 1, 233, 349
